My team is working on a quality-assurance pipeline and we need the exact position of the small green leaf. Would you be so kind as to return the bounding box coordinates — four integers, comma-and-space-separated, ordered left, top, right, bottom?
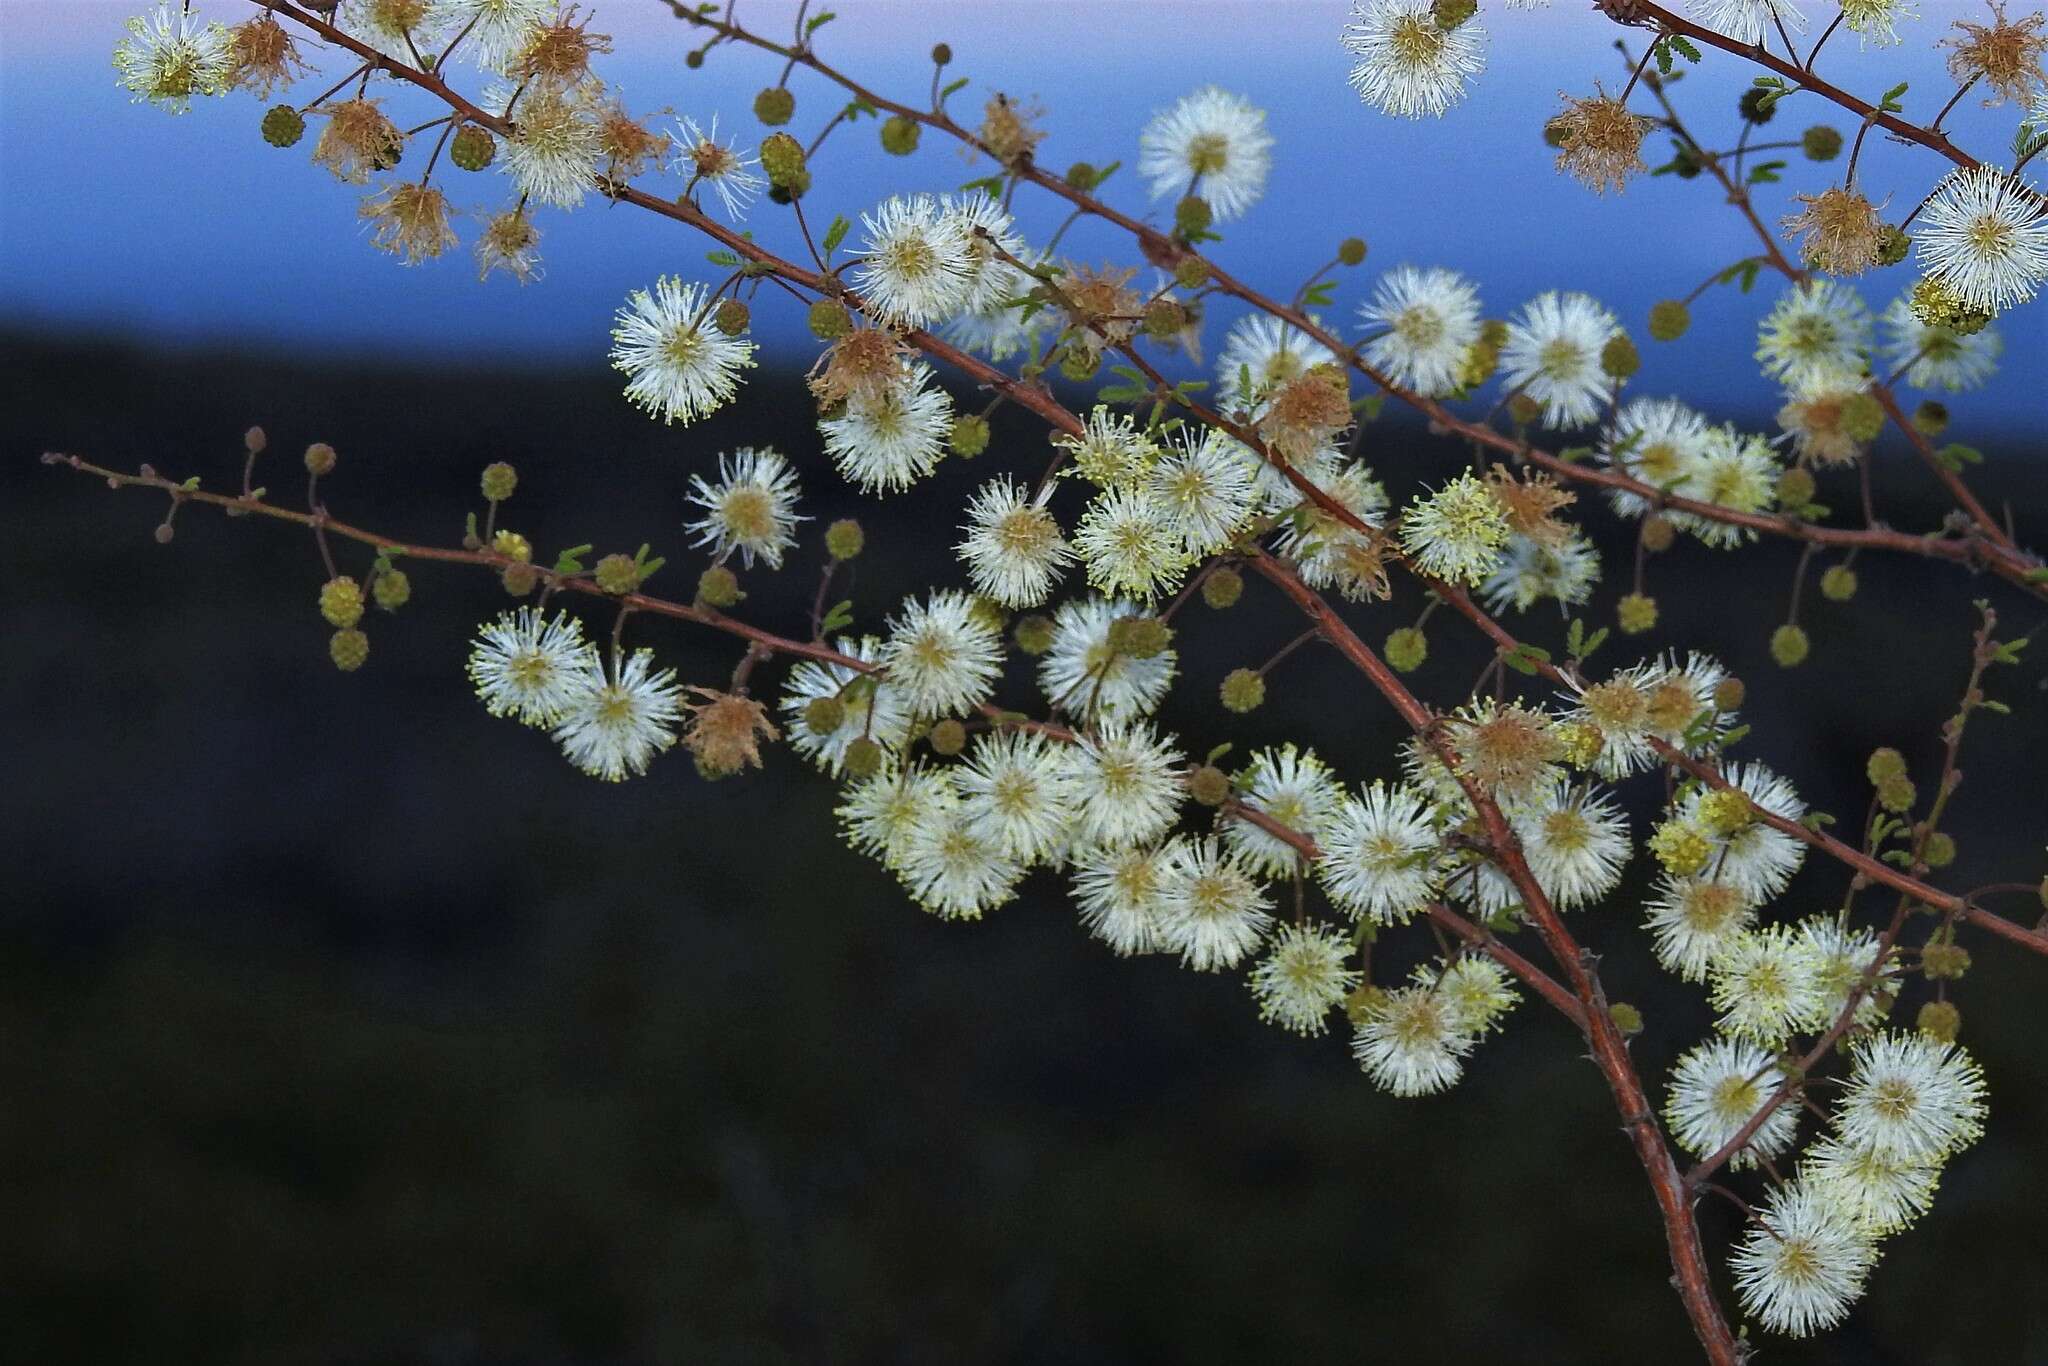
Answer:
939, 76, 968, 100
820, 599, 855, 634
1205, 741, 1234, 764
821, 214, 850, 255
804, 9, 836, 33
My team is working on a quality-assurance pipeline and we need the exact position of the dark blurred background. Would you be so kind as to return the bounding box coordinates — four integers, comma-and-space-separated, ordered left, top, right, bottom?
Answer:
8, 0, 2048, 1361
6, 332, 2047, 1366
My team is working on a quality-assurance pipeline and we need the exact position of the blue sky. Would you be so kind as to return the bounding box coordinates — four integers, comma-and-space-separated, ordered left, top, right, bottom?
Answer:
2, 0, 2040, 424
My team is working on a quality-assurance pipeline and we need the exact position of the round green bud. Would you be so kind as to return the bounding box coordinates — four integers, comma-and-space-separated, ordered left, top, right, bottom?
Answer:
759, 131, 807, 188
879, 115, 921, 155
1877, 772, 1917, 814
843, 736, 884, 780
1738, 87, 1776, 125
153, 522, 175, 545
244, 426, 267, 454
493, 530, 532, 563
927, 718, 967, 756
766, 171, 807, 205
753, 86, 795, 126
1617, 592, 1658, 635
1777, 466, 1817, 508
1219, 667, 1266, 713
1801, 124, 1843, 161
319, 576, 365, 629
1187, 764, 1232, 807
1506, 393, 1544, 428
1820, 565, 1858, 601
685, 47, 705, 69
967, 594, 1007, 637
261, 104, 305, 148
1641, 514, 1677, 552
1769, 623, 1810, 668
1921, 940, 1970, 979
1109, 615, 1173, 659
1431, 0, 1478, 28
1712, 676, 1746, 711
329, 627, 369, 672
1541, 114, 1570, 149
480, 461, 518, 502
595, 553, 641, 595
807, 298, 855, 340
1923, 830, 1956, 868
1866, 747, 1908, 784
1607, 1002, 1644, 1036
303, 442, 337, 476
1876, 225, 1910, 267
1908, 278, 1994, 335
948, 413, 991, 459
372, 568, 411, 611
713, 297, 751, 336
1202, 566, 1243, 610
1839, 392, 1885, 444
1648, 299, 1691, 342
1065, 160, 1099, 190
1385, 626, 1428, 674
1059, 346, 1100, 382
1599, 332, 1641, 380
1912, 400, 1949, 437
1173, 257, 1210, 290
1916, 999, 1961, 1043
500, 563, 539, 597
1012, 613, 1056, 656
449, 124, 496, 172
1142, 298, 1189, 339
825, 518, 865, 561
1337, 236, 1367, 267
697, 564, 741, 607
803, 695, 847, 736
931, 42, 953, 65
1173, 194, 1212, 236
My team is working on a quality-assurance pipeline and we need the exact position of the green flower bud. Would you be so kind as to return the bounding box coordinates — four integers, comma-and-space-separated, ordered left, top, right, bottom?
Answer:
244, 426, 267, 454
595, 553, 641, 595
319, 576, 365, 629
1876, 225, 1910, 266
879, 114, 921, 155
303, 442, 337, 476
1840, 392, 1885, 443
949, 413, 991, 458
843, 735, 884, 779
697, 564, 740, 607
1173, 257, 1210, 289
1801, 124, 1843, 161
1641, 514, 1677, 552
1712, 677, 1746, 711
1697, 788, 1754, 837
1108, 615, 1173, 659
1142, 298, 1188, 338
714, 297, 751, 336
1923, 830, 1956, 868
1618, 592, 1658, 635
1599, 332, 1641, 380
1059, 346, 1100, 381
1337, 236, 1367, 266
1012, 613, 1056, 656
804, 695, 847, 736
1650, 820, 1712, 877
450, 124, 496, 171
1648, 299, 1690, 342
492, 530, 531, 563
1739, 87, 1776, 125
1777, 466, 1817, 507
1908, 278, 1993, 335
1866, 747, 1908, 784
759, 131, 807, 188
329, 627, 369, 671
1187, 764, 1232, 807
480, 461, 518, 502
1220, 667, 1266, 713
927, 718, 967, 756
1174, 194, 1212, 236
1912, 400, 1949, 437
1432, 0, 1478, 28
823, 519, 865, 562
808, 298, 854, 340
1506, 393, 1544, 428
1820, 565, 1858, 601
1385, 626, 1428, 674
1607, 1002, 1644, 1036
1877, 772, 1917, 813
1769, 623, 1810, 668
1916, 999, 1961, 1042
372, 567, 411, 611
753, 86, 795, 126
1202, 566, 1243, 609
261, 104, 305, 148
500, 563, 539, 597
930, 42, 952, 65
1921, 940, 1970, 979
1065, 160, 1099, 190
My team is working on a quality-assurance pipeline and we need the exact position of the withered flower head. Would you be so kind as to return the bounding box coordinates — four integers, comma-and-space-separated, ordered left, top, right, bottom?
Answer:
1059, 263, 1141, 356
1484, 464, 1576, 544
227, 14, 307, 97
1551, 92, 1650, 195
475, 208, 543, 284
596, 101, 670, 180
313, 98, 405, 183
1782, 187, 1886, 276
1258, 362, 1353, 460
808, 326, 914, 408
979, 92, 1046, 167
512, 5, 612, 87
362, 182, 457, 265
1942, 2, 2048, 107
683, 688, 778, 777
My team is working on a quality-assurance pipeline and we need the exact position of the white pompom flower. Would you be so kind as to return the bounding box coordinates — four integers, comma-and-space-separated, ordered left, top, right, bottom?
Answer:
1068, 717, 1185, 849
1832, 1031, 1987, 1164
956, 476, 1073, 609
1500, 290, 1620, 429
1731, 1179, 1875, 1338
1708, 923, 1831, 1046
1317, 781, 1444, 923
114, 4, 233, 113
953, 728, 1077, 867
1156, 837, 1275, 971
1358, 264, 1484, 396
1755, 280, 1873, 390
1072, 840, 1177, 956
467, 607, 600, 727
1351, 983, 1473, 1096
1880, 293, 2001, 391
1137, 86, 1274, 222
779, 636, 914, 776
684, 446, 805, 570
1224, 744, 1344, 878
1664, 1036, 1800, 1170
552, 647, 684, 781
1912, 164, 2048, 313
899, 804, 1026, 921
1249, 922, 1360, 1035
610, 276, 757, 425
1037, 597, 1176, 722
879, 590, 1005, 719
820, 364, 953, 493
1342, 0, 1488, 120
853, 192, 976, 328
